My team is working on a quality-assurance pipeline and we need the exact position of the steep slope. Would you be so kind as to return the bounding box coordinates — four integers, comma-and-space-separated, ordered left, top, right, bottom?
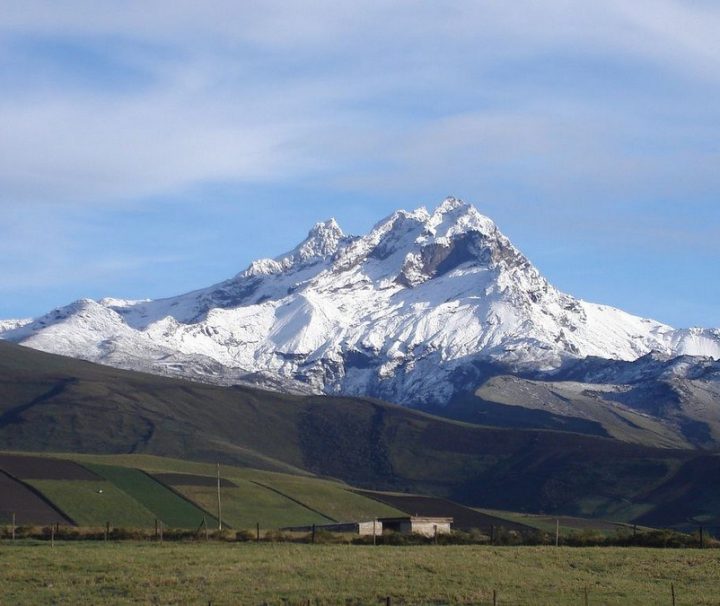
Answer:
445, 353, 720, 449
1, 341, 719, 527
2, 198, 719, 407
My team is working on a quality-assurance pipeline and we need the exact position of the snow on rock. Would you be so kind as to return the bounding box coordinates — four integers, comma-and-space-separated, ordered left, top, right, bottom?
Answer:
670, 328, 720, 359
1, 197, 718, 406
0, 318, 33, 332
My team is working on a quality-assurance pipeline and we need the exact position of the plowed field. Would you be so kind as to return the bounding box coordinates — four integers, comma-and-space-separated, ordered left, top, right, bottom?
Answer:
0, 470, 72, 525
0, 454, 99, 480
153, 473, 237, 488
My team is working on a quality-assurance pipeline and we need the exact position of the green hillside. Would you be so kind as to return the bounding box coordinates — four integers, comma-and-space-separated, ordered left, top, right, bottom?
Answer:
1, 342, 719, 527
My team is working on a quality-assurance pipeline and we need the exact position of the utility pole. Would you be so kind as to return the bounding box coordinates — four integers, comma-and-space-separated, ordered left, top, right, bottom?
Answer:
217, 463, 223, 531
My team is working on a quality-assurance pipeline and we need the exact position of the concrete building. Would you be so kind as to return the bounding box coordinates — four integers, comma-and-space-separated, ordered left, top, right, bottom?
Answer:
379, 516, 453, 537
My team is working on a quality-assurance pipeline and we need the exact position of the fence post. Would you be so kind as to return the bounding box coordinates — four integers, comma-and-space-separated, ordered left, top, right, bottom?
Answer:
256, 522, 260, 543
159, 520, 164, 543
492, 589, 497, 606
51, 524, 55, 548
555, 520, 560, 547
671, 583, 676, 606
373, 519, 377, 546
584, 586, 589, 606
699, 527, 704, 549
311, 524, 316, 544
11, 513, 15, 542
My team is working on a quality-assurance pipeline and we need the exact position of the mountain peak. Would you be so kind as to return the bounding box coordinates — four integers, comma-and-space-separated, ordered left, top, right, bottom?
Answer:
427, 198, 496, 239
241, 218, 346, 278
435, 196, 466, 214
296, 217, 346, 260
5, 196, 719, 410
307, 218, 344, 245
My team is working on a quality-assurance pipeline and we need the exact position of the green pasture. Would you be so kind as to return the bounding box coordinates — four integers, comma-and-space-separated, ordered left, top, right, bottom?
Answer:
171, 481, 332, 529
84, 464, 216, 528
0, 543, 717, 605
56, 453, 404, 526
27, 480, 157, 528
241, 472, 404, 523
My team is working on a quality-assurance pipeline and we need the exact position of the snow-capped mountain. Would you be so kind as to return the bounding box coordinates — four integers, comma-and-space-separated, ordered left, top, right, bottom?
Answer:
2, 198, 719, 406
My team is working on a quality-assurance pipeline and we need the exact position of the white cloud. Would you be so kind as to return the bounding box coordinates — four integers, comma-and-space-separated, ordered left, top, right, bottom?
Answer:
1, 1, 719, 207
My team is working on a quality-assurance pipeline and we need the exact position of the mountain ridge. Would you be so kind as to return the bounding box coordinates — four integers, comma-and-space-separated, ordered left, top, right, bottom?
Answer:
1, 197, 719, 407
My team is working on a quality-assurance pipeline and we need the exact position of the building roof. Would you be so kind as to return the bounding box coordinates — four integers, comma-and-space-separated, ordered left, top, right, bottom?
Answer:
378, 516, 453, 524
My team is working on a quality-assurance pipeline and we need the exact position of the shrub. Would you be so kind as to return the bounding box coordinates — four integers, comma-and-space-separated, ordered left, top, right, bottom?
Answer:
235, 529, 256, 542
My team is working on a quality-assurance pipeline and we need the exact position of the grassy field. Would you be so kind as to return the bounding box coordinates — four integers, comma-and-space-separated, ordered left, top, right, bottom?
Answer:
0, 543, 717, 605
85, 464, 216, 528
475, 508, 636, 537
27, 480, 157, 528
55, 453, 405, 526
171, 482, 332, 529
244, 473, 404, 522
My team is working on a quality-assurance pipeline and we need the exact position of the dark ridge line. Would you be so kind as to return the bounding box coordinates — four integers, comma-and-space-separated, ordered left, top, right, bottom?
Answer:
249, 480, 338, 523
0, 378, 78, 428
0, 468, 76, 526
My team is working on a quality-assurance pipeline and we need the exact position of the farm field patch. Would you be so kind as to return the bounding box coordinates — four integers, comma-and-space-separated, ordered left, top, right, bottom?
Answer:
28, 480, 157, 528
152, 473, 237, 488
0, 453, 99, 480
0, 472, 71, 526
171, 482, 332, 530
63, 453, 403, 525
85, 464, 216, 529
0, 543, 716, 605
475, 508, 636, 536
242, 473, 404, 523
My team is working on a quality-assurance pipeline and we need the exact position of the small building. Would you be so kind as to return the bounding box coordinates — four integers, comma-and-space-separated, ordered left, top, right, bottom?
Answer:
379, 516, 453, 537
282, 521, 382, 536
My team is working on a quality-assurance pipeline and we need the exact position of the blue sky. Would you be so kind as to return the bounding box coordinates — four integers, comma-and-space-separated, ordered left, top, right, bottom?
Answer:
1, 1, 718, 327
